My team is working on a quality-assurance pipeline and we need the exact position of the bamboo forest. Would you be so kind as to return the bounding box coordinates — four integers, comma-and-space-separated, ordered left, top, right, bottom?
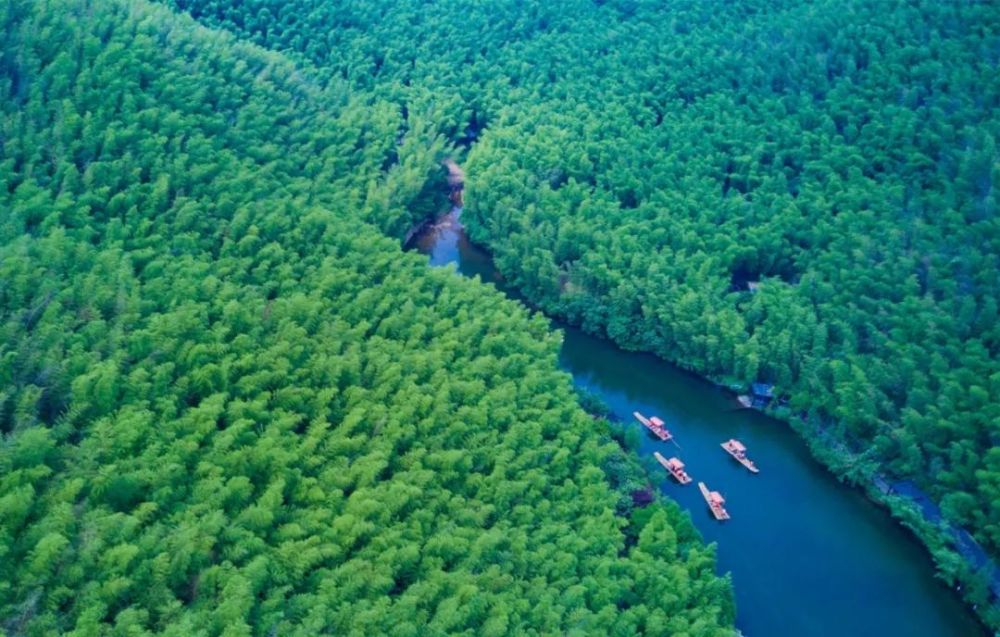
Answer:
1, 0, 997, 635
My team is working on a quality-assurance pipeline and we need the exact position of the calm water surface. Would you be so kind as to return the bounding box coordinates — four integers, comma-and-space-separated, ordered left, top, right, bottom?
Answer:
413, 210, 985, 637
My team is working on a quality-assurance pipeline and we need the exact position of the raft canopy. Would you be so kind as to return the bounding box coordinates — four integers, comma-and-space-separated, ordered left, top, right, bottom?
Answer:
726, 439, 746, 452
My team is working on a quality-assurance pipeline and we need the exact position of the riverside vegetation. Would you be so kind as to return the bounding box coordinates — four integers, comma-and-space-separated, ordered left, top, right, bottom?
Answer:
166, 0, 999, 626
0, 0, 734, 634
2, 0, 997, 633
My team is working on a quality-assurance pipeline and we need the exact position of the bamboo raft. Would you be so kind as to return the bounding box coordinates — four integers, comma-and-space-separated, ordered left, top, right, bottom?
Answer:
654, 452, 692, 484
633, 411, 673, 442
698, 481, 730, 521
721, 439, 759, 473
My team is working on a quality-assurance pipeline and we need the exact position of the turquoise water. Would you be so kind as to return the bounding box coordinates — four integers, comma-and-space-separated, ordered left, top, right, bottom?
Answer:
413, 210, 985, 637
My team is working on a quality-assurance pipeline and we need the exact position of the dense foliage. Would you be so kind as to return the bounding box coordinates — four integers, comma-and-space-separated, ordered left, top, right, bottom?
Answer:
167, 0, 1000, 564
464, 0, 1000, 562
0, 0, 735, 634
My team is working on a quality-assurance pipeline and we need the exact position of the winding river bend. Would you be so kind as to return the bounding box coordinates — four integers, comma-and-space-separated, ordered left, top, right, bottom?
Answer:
412, 208, 984, 637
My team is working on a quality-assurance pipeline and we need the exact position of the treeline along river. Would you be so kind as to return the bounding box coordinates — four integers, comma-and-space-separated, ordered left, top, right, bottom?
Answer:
412, 208, 985, 637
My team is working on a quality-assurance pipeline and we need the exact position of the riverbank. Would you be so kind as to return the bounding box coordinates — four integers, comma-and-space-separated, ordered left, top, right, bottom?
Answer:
470, 218, 999, 630
790, 410, 1000, 628
717, 375, 1000, 630
654, 351, 1000, 633
643, 345, 999, 632
410, 207, 988, 636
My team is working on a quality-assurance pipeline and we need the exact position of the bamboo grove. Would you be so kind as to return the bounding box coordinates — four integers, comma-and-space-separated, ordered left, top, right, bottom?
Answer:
168, 0, 998, 573
2, 0, 998, 633
0, 1, 735, 634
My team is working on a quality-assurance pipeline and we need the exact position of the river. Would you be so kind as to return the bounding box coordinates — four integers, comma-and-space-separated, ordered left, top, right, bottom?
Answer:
411, 208, 985, 637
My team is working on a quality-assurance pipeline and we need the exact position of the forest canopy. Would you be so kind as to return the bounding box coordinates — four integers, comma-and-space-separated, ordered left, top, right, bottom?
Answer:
165, 0, 1000, 565
0, 0, 734, 634
3, 0, 999, 632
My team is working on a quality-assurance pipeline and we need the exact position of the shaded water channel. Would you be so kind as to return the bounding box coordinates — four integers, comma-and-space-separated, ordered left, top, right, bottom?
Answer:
412, 208, 985, 637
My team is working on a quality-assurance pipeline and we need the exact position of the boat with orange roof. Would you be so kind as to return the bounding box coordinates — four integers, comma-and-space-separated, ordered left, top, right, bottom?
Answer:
721, 438, 759, 473
654, 452, 692, 484
698, 482, 730, 521
633, 411, 673, 442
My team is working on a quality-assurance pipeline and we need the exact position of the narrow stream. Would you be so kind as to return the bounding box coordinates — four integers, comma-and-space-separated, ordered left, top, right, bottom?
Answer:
412, 208, 985, 637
